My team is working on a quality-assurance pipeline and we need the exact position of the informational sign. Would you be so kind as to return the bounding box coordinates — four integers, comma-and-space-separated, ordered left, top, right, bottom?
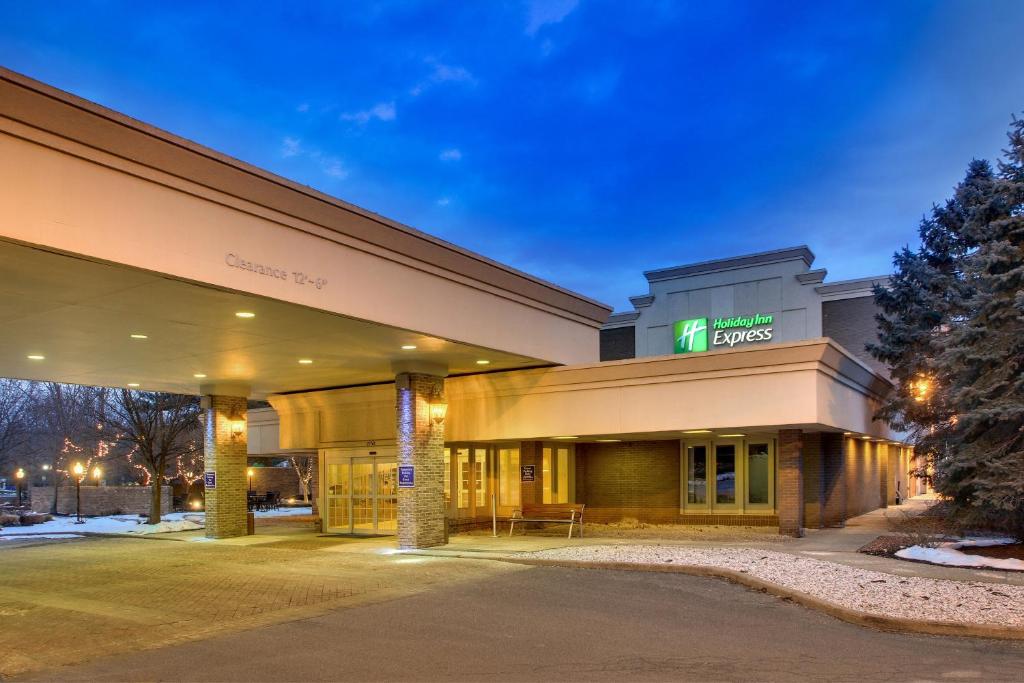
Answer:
398, 466, 415, 489
674, 313, 774, 354
204, 471, 216, 489
520, 465, 536, 482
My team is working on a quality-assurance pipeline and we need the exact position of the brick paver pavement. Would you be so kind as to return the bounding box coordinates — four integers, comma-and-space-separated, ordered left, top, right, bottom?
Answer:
0, 528, 523, 679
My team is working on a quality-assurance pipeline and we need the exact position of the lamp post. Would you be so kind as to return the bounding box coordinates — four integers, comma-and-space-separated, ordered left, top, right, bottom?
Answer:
92, 465, 103, 486
14, 467, 25, 507
247, 467, 254, 494
72, 462, 85, 524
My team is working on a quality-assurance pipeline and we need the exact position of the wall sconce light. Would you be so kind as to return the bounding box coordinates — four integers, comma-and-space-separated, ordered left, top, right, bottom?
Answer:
229, 411, 246, 437
430, 399, 449, 425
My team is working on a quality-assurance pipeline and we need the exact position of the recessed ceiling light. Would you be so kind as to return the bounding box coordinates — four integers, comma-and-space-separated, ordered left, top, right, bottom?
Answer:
476, 359, 491, 365
27, 354, 45, 361
682, 429, 712, 434
127, 383, 140, 388
720, 433, 746, 438
401, 345, 417, 350
298, 359, 313, 364
235, 311, 256, 319
552, 436, 578, 440
130, 334, 148, 340
193, 373, 207, 379
860, 436, 872, 440
596, 439, 621, 443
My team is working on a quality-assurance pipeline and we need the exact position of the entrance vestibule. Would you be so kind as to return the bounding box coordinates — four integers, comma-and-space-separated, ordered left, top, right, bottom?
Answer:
322, 446, 398, 535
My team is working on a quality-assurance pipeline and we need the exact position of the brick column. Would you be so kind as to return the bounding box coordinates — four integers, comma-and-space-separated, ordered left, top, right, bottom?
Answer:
396, 372, 446, 549
203, 395, 248, 539
821, 433, 847, 527
777, 429, 804, 537
802, 432, 823, 529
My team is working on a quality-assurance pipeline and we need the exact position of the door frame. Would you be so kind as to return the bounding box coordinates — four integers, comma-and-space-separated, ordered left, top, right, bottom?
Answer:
320, 446, 397, 535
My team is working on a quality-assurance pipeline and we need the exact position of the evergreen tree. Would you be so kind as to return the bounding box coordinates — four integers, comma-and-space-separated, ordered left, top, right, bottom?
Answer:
871, 117, 1024, 535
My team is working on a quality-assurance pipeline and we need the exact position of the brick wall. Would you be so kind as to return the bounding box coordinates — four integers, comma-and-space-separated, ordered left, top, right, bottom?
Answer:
204, 395, 248, 539
802, 432, 823, 529
822, 296, 887, 375
821, 433, 847, 527
247, 465, 314, 501
31, 485, 170, 516
777, 429, 804, 536
396, 373, 446, 549
578, 441, 679, 510
600, 326, 636, 361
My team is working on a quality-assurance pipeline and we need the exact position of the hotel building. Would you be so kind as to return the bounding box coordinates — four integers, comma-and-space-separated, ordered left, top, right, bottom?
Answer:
0, 67, 912, 546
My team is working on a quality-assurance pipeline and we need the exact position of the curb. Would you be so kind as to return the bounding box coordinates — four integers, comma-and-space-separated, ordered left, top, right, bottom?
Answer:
424, 552, 1024, 641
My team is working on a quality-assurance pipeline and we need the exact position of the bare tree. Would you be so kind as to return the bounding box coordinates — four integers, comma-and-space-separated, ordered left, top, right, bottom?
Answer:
30, 383, 108, 513
101, 390, 200, 524
289, 455, 314, 504
0, 379, 32, 473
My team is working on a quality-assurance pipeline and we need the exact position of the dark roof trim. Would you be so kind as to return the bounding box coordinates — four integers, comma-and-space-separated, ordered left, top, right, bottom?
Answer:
644, 245, 815, 283
0, 67, 611, 324
816, 275, 891, 296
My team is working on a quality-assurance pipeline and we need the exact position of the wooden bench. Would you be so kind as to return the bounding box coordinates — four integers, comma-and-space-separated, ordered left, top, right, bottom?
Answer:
508, 504, 585, 538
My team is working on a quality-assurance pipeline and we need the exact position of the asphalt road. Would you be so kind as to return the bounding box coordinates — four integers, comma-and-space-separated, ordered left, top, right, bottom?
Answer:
22, 564, 1024, 682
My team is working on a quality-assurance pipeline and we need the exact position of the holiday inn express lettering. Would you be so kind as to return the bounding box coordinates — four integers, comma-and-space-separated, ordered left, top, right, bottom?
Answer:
673, 314, 775, 354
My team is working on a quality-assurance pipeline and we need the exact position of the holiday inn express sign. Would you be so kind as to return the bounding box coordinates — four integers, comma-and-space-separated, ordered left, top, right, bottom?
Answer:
673, 314, 775, 354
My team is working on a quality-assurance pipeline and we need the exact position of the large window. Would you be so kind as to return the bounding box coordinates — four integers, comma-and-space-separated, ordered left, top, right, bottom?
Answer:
542, 444, 574, 504
682, 437, 774, 513
497, 446, 521, 506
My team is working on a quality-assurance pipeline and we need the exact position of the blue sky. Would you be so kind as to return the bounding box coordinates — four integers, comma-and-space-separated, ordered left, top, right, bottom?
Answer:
2, 1, 1022, 310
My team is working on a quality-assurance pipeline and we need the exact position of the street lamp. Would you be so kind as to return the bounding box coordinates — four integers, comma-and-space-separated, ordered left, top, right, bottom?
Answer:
72, 462, 85, 524
92, 466, 103, 485
247, 467, 254, 493
14, 467, 25, 507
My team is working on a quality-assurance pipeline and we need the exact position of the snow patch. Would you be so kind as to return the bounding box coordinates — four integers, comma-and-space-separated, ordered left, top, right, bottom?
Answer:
896, 538, 1023, 571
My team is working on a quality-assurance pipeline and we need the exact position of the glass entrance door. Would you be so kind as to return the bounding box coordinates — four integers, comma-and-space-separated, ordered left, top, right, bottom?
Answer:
322, 448, 398, 535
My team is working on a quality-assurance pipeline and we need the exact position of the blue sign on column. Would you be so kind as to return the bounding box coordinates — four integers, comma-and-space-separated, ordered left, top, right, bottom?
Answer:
204, 471, 216, 489
398, 466, 415, 488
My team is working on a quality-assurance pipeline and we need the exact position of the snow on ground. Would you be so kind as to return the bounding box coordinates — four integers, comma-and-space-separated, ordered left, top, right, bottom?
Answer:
526, 545, 1024, 627
1, 533, 84, 541
0, 506, 314, 539
254, 506, 312, 518
0, 512, 204, 537
897, 538, 1024, 572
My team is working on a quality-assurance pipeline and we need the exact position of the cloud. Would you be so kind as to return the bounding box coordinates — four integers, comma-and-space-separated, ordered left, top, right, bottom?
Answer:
278, 136, 349, 180
525, 0, 579, 36
341, 100, 396, 124
280, 136, 302, 158
410, 59, 477, 96
439, 148, 462, 162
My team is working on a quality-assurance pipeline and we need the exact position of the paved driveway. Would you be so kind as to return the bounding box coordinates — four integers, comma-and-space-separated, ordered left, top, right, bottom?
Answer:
15, 560, 1024, 682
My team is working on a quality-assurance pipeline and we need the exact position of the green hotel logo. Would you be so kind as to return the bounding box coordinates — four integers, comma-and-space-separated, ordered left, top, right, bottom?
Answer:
674, 317, 708, 354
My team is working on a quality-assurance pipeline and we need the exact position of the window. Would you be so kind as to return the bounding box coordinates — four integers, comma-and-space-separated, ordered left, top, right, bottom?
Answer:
686, 444, 707, 505
542, 444, 574, 504
498, 446, 521, 506
714, 444, 736, 505
455, 447, 470, 509
747, 443, 770, 505
473, 447, 488, 507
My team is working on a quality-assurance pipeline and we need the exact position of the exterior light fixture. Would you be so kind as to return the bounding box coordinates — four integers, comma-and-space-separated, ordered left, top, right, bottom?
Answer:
298, 359, 313, 365
247, 467, 254, 494
231, 417, 246, 437
682, 429, 712, 434
92, 466, 103, 482
14, 468, 26, 506
401, 345, 417, 350
27, 354, 45, 361
190, 500, 202, 510
476, 359, 491, 365
235, 311, 256, 319
720, 434, 746, 438
71, 462, 85, 524
130, 334, 148, 339
552, 436, 578, 440
595, 439, 621, 443
15, 467, 24, 480
42, 464, 51, 471
860, 436, 872, 440
127, 383, 140, 388
430, 399, 449, 425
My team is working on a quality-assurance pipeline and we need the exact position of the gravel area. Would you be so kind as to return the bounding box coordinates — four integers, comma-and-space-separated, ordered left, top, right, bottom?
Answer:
526, 544, 1024, 627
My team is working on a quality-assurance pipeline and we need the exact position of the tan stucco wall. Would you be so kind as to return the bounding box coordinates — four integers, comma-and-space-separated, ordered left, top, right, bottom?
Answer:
270, 340, 897, 449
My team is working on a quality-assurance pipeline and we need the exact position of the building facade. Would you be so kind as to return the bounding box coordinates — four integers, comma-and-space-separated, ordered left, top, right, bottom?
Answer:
1, 67, 912, 548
